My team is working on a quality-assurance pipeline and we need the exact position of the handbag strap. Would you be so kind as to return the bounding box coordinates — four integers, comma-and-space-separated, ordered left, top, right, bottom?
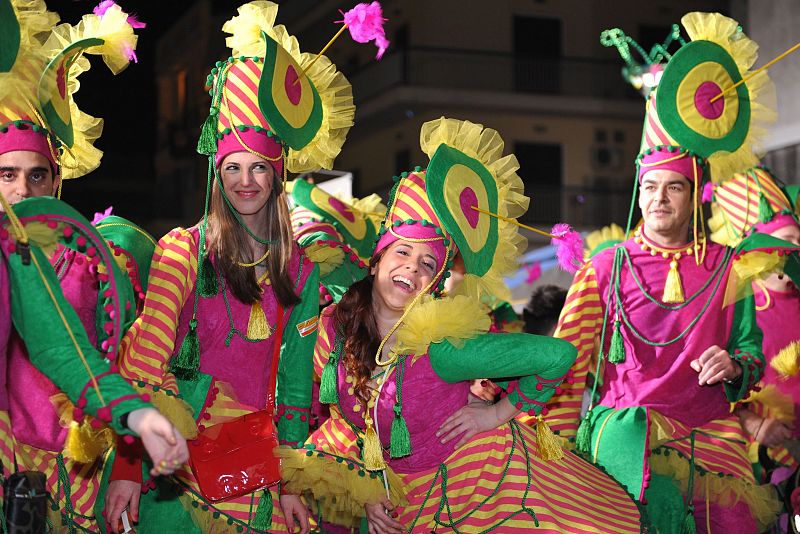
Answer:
264, 304, 285, 416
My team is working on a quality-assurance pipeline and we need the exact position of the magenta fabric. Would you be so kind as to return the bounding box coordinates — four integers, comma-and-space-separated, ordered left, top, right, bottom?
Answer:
0, 125, 58, 174
753, 213, 800, 236
0, 256, 10, 413
691, 497, 756, 534
591, 238, 736, 427
638, 149, 703, 183
214, 129, 284, 176
328, 313, 470, 474
754, 283, 800, 434
373, 227, 448, 276
173, 228, 312, 409
7, 247, 99, 451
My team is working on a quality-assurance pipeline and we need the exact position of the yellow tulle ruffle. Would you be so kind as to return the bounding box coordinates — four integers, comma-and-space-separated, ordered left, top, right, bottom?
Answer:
276, 446, 408, 528
45, 3, 137, 75
772, 341, 800, 378
349, 193, 388, 227
131, 383, 198, 439
649, 453, 780, 531
304, 241, 345, 276
681, 12, 776, 182
0, 1, 58, 103
50, 392, 114, 464
393, 292, 491, 358
740, 384, 795, 423
722, 251, 786, 307
584, 223, 627, 259
222, 1, 355, 173
419, 117, 529, 302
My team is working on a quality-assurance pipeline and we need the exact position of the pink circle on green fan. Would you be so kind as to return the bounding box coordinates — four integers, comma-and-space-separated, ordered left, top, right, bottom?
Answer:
694, 81, 724, 120
57, 62, 67, 99
284, 65, 302, 105
328, 196, 355, 222
459, 187, 480, 228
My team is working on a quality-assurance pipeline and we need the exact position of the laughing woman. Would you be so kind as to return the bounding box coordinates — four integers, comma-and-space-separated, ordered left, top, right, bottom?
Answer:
100, 2, 355, 532
278, 118, 643, 533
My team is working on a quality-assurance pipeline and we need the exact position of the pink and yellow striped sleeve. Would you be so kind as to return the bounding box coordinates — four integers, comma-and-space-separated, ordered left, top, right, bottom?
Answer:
313, 306, 336, 380
118, 228, 197, 393
547, 262, 604, 439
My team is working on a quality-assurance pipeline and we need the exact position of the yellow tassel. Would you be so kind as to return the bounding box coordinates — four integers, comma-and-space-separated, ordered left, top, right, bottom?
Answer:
535, 417, 564, 461
362, 421, 387, 471
662, 260, 685, 303
64, 418, 113, 464
771, 341, 800, 378
247, 300, 272, 340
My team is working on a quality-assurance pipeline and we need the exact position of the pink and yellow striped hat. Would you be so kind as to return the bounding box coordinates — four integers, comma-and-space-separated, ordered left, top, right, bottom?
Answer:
708, 166, 799, 246
212, 58, 284, 175
373, 169, 454, 289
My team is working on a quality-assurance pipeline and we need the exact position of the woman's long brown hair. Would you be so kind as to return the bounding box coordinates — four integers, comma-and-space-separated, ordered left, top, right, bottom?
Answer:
206, 168, 300, 307
334, 250, 385, 404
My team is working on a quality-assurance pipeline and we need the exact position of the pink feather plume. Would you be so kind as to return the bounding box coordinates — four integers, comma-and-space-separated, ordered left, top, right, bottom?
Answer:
550, 223, 584, 274
701, 181, 714, 204
92, 206, 114, 225
94, 1, 147, 28
338, 2, 390, 59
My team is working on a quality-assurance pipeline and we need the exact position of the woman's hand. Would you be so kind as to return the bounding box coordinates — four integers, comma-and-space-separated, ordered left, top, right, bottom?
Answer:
436, 397, 519, 449
365, 499, 404, 534
104, 480, 140, 533
126, 408, 189, 476
279, 494, 310, 534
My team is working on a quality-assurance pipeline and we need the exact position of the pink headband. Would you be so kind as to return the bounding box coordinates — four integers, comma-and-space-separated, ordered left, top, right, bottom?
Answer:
638, 148, 703, 183
754, 213, 800, 236
373, 223, 449, 285
215, 128, 283, 176
0, 124, 58, 174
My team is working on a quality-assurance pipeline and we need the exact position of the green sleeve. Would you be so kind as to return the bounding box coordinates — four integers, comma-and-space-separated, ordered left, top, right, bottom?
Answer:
428, 332, 577, 415
276, 259, 320, 446
724, 293, 764, 402
6, 247, 151, 435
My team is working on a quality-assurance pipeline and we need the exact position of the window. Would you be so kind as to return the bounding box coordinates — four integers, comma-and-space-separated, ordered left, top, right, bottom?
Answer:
514, 142, 562, 221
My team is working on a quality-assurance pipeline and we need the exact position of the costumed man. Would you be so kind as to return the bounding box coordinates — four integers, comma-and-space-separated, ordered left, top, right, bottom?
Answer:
707, 166, 800, 531
546, 12, 800, 533
0, 1, 188, 531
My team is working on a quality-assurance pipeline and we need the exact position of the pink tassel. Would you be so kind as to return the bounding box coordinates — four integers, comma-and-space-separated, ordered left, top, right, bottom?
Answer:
338, 2, 390, 59
91, 206, 114, 225
525, 262, 542, 284
551, 223, 583, 274
701, 181, 714, 204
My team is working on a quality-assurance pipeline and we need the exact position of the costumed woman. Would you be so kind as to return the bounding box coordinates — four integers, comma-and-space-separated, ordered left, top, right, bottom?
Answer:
279, 117, 643, 533
101, 2, 354, 533
0, 1, 188, 532
707, 166, 800, 532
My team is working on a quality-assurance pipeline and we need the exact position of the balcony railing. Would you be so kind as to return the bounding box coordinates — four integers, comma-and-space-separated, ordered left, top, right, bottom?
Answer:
349, 47, 638, 103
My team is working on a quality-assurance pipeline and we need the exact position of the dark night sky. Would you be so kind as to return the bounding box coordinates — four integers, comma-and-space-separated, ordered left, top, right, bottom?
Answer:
47, 0, 198, 225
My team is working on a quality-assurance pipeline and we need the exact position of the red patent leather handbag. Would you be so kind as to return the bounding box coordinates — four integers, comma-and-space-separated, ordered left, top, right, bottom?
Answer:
189, 305, 284, 503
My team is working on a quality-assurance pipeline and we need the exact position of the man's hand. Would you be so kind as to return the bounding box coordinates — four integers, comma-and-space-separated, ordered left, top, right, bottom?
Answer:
689, 345, 742, 386
279, 494, 310, 534
104, 480, 140, 533
126, 408, 189, 476
364, 499, 403, 534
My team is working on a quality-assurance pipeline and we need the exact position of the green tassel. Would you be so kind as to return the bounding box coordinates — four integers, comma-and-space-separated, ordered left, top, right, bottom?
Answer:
319, 356, 338, 404
607, 320, 626, 364
251, 489, 273, 531
197, 255, 218, 297
171, 319, 200, 381
196, 111, 218, 156
390, 404, 412, 458
758, 193, 775, 223
682, 505, 696, 534
575, 411, 593, 454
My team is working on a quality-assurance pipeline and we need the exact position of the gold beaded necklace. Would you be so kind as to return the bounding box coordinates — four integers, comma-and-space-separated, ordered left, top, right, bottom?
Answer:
633, 227, 704, 303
